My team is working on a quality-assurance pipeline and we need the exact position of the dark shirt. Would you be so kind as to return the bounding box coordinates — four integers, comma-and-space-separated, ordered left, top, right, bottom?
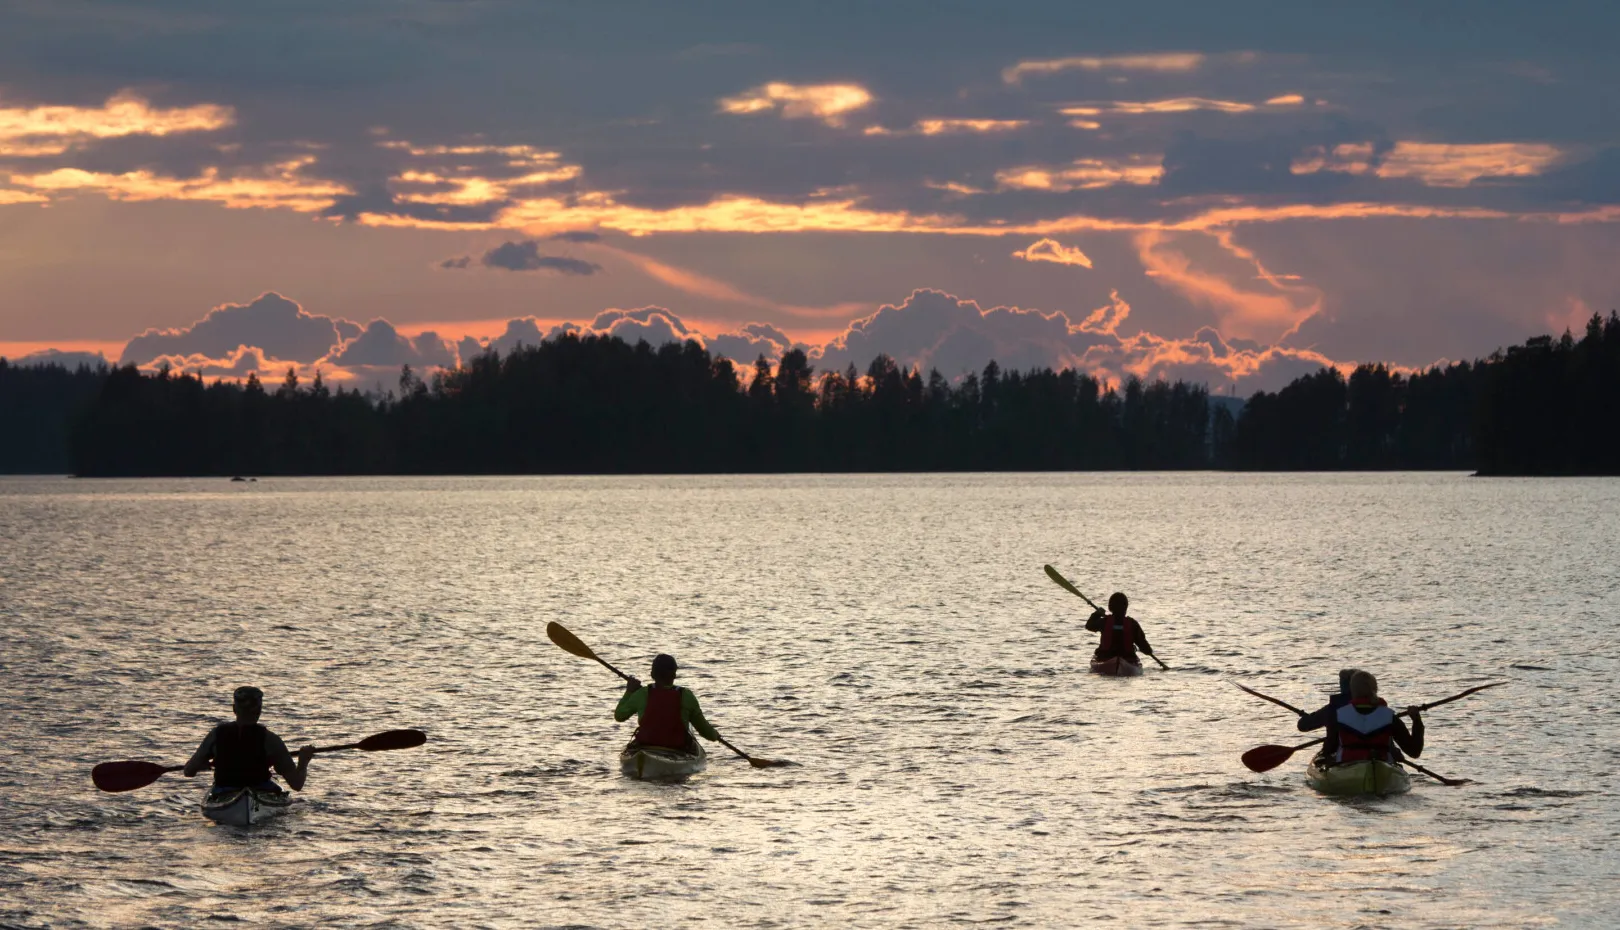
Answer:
1085, 612, 1151, 661
1298, 693, 1349, 732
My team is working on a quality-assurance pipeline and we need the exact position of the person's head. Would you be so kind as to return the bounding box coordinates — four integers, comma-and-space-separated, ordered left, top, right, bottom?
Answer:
651, 653, 678, 686
232, 686, 264, 724
1107, 592, 1128, 615
1349, 671, 1378, 702
1338, 668, 1365, 696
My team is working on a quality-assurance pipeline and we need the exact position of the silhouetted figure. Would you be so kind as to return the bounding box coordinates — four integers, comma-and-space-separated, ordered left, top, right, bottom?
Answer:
1086, 592, 1153, 665
1298, 668, 1362, 732
184, 686, 313, 792
1319, 671, 1423, 766
614, 654, 720, 751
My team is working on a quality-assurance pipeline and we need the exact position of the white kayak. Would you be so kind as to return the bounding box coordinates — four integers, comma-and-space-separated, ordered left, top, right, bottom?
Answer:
620, 741, 707, 780
201, 786, 294, 825
1305, 757, 1412, 797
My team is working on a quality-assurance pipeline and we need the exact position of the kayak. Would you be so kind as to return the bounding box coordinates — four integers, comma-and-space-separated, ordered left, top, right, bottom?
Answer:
1305, 757, 1412, 797
620, 741, 707, 780
1089, 656, 1143, 677
201, 786, 293, 825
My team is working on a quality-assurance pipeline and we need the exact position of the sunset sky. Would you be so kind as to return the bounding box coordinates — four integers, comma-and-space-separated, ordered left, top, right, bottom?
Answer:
3, 1, 1617, 392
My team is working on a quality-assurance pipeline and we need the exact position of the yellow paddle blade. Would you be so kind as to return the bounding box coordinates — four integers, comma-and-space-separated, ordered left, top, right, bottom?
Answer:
546, 622, 598, 661
1043, 564, 1084, 599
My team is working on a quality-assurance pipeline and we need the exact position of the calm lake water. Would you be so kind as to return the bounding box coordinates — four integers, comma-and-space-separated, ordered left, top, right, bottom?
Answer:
1, 474, 1616, 928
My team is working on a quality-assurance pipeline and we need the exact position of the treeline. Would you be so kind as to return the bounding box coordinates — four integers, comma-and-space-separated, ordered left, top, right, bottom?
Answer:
61, 340, 1215, 475
0, 359, 108, 474
3, 311, 1617, 476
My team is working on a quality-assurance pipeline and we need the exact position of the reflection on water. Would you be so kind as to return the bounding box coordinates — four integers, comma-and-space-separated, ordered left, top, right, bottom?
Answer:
1, 474, 1616, 928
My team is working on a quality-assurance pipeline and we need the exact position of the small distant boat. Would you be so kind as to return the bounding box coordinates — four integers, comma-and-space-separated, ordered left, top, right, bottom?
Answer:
1305, 758, 1412, 797
1089, 656, 1144, 677
620, 741, 707, 780
201, 786, 293, 825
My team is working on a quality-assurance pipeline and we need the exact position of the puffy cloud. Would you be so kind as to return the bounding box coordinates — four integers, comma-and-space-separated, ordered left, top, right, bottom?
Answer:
326, 319, 456, 368
143, 345, 280, 380
708, 321, 794, 364
809, 288, 1115, 376
1013, 238, 1094, 268
120, 292, 355, 366
718, 82, 873, 126
8, 348, 110, 369
588, 307, 692, 346
0, 91, 233, 157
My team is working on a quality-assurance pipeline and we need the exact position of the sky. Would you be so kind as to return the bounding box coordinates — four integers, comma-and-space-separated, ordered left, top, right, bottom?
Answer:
2, 0, 1618, 393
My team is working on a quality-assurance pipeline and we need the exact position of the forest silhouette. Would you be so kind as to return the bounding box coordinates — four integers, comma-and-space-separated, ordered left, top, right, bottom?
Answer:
3, 311, 1617, 476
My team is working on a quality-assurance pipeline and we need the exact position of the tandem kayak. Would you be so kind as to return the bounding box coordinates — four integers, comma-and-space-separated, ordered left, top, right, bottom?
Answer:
1305, 757, 1412, 797
201, 786, 293, 825
620, 741, 707, 780
1089, 656, 1144, 677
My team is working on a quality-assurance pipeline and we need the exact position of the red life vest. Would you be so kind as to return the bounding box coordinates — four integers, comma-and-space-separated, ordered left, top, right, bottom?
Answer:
213, 722, 271, 787
1334, 699, 1395, 763
636, 686, 690, 749
1099, 613, 1137, 657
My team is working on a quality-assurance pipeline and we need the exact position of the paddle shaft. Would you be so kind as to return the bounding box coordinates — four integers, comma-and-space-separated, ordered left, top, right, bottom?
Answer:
1235, 683, 1307, 716
1044, 565, 1170, 669
717, 736, 752, 762
1403, 759, 1467, 786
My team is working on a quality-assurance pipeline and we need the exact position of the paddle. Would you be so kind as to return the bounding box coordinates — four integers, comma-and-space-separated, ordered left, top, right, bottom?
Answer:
1233, 683, 1307, 716
1043, 564, 1170, 670
1404, 759, 1471, 787
546, 622, 789, 768
91, 728, 429, 793
1239, 681, 1509, 773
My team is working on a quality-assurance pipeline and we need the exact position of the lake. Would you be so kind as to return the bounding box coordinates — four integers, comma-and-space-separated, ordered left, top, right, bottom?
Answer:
1, 474, 1615, 928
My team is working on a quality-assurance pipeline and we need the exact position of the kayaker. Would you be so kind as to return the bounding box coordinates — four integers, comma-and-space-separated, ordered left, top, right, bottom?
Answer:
182, 686, 315, 792
1297, 668, 1362, 732
615, 654, 721, 750
1085, 593, 1153, 665
1321, 671, 1424, 765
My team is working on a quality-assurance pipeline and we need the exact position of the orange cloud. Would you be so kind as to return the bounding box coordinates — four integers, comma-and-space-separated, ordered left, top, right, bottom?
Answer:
1002, 52, 1206, 83
995, 156, 1163, 191
1078, 289, 1130, 334
0, 91, 233, 156
1060, 94, 1304, 119
1134, 228, 1322, 342
718, 82, 873, 126
1012, 238, 1093, 268
10, 157, 348, 211
866, 118, 1031, 137
1291, 141, 1565, 186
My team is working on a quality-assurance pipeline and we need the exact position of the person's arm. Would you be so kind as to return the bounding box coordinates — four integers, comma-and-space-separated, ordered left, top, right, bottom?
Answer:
1391, 710, 1424, 758
182, 727, 217, 777
1131, 620, 1152, 655
267, 731, 312, 791
614, 681, 647, 722
682, 690, 721, 741
1297, 705, 1330, 732
1085, 609, 1105, 633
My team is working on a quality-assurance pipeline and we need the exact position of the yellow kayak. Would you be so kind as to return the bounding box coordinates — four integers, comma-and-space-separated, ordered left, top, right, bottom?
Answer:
1305, 757, 1412, 796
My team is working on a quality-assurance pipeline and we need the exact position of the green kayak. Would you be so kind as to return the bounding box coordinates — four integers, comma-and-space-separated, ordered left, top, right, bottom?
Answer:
1305, 757, 1412, 796
620, 741, 707, 780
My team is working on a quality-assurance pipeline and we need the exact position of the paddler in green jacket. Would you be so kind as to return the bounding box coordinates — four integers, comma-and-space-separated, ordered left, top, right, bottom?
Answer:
615, 654, 721, 750
183, 686, 314, 792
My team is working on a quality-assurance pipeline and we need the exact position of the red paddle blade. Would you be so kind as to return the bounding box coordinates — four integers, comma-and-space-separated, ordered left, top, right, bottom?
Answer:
356, 729, 427, 751
92, 760, 174, 793
1240, 744, 1298, 773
